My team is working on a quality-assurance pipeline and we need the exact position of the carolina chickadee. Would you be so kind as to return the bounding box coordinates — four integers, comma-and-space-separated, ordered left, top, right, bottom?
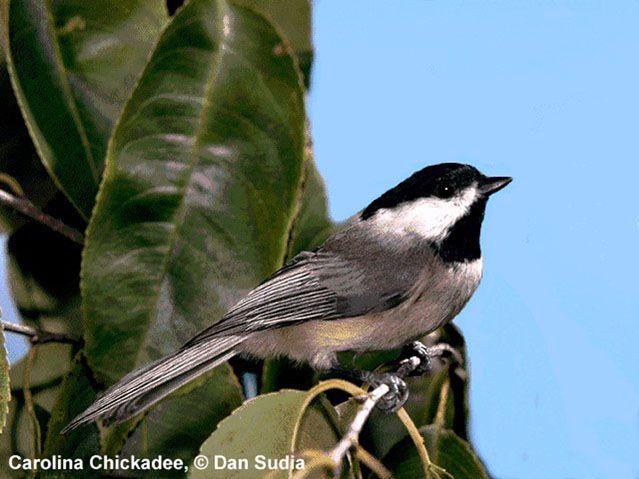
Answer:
65, 162, 511, 431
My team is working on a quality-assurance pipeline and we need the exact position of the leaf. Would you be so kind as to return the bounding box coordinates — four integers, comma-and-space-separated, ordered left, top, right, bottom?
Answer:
111, 364, 243, 478
4, 0, 168, 217
4, 345, 72, 412
0, 56, 58, 234
234, 0, 313, 86
191, 390, 339, 479
0, 402, 52, 478
0, 320, 10, 433
81, 0, 305, 463
42, 355, 101, 476
382, 425, 489, 479
0, 344, 71, 474
82, 0, 306, 387
285, 156, 334, 260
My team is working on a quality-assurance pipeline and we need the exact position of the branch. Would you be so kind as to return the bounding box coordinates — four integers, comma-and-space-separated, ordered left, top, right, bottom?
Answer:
1, 320, 82, 345
0, 189, 84, 245
328, 356, 421, 470
23, 347, 41, 460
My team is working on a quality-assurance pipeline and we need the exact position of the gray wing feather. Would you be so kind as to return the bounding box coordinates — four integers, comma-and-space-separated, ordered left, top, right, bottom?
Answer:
184, 254, 339, 345
186, 225, 430, 345
63, 336, 241, 431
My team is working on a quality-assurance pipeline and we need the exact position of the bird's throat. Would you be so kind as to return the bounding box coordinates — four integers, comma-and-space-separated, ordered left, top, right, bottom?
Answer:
433, 199, 487, 263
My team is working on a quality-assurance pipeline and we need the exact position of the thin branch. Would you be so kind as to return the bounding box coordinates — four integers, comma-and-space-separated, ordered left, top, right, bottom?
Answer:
328, 356, 421, 472
0, 189, 84, 245
23, 347, 41, 462
0, 173, 25, 196
1, 320, 82, 345
434, 378, 450, 428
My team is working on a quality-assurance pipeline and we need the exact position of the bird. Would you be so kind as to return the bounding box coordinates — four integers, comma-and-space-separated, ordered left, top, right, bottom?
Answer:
64, 162, 511, 431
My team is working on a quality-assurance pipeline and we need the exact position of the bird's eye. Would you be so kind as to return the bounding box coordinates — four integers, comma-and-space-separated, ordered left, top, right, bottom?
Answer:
435, 182, 455, 199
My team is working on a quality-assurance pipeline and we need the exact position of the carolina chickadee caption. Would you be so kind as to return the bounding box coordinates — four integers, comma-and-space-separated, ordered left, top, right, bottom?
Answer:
65, 162, 511, 431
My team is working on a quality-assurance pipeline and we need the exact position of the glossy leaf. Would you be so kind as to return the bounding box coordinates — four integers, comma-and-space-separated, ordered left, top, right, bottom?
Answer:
191, 390, 339, 479
382, 425, 489, 479
235, 0, 313, 86
0, 57, 58, 234
81, 0, 306, 464
82, 0, 306, 385
5, 0, 167, 217
284, 157, 334, 260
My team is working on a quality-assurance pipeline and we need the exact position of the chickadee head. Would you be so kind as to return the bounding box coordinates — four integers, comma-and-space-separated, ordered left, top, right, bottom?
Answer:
361, 163, 511, 261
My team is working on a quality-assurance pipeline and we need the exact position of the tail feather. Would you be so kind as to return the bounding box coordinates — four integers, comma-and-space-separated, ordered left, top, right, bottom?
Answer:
63, 336, 243, 432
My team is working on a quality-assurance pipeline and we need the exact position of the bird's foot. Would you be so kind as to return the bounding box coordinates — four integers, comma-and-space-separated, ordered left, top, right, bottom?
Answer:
362, 372, 408, 413
400, 341, 462, 376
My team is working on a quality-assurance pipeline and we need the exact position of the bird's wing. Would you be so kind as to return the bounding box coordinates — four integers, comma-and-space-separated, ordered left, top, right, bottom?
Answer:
183, 241, 423, 347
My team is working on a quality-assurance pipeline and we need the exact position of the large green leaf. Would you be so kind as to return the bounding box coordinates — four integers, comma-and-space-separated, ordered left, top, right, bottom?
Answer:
81, 0, 306, 465
4, 0, 167, 217
191, 390, 339, 479
0, 56, 58, 234
234, 0, 313, 86
82, 0, 306, 385
382, 425, 489, 479
284, 157, 334, 260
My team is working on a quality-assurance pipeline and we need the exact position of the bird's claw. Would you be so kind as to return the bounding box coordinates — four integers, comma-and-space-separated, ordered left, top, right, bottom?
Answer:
401, 341, 461, 376
365, 372, 408, 413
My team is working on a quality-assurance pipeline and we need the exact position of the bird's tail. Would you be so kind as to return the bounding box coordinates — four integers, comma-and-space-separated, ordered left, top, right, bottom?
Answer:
63, 335, 244, 432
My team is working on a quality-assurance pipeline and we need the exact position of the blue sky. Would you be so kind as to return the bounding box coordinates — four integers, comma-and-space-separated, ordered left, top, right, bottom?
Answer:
2, 1, 638, 478
309, 1, 639, 478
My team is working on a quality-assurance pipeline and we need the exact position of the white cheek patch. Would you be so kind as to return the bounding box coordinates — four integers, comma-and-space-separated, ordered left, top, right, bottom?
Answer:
370, 185, 479, 242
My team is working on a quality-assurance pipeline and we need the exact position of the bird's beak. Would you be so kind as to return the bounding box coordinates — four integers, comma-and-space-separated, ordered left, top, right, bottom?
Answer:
478, 176, 512, 196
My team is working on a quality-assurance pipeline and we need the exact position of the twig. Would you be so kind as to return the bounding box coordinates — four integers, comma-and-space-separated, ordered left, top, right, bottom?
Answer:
328, 356, 421, 472
1, 320, 82, 345
0, 189, 84, 245
23, 347, 41, 470
0, 173, 25, 196
434, 378, 450, 428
